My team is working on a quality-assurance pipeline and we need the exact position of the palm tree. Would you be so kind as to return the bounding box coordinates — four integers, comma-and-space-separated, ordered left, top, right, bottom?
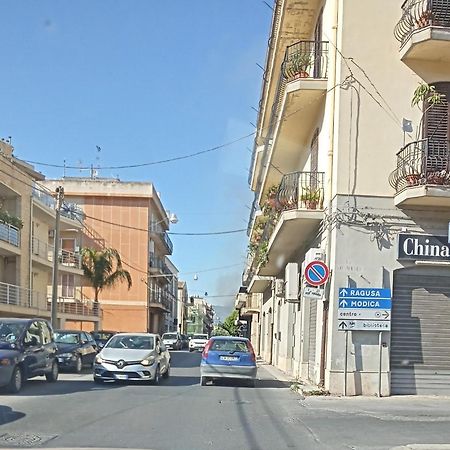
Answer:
81, 248, 132, 310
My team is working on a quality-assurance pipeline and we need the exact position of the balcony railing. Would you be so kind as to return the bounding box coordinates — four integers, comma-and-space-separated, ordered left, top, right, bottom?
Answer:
389, 138, 450, 193
0, 223, 20, 247
0, 282, 43, 309
283, 41, 329, 81
32, 186, 55, 209
394, 0, 450, 47
47, 297, 101, 317
149, 222, 173, 254
277, 171, 325, 211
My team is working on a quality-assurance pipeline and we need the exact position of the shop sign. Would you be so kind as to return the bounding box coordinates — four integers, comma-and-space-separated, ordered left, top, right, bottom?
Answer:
398, 234, 450, 261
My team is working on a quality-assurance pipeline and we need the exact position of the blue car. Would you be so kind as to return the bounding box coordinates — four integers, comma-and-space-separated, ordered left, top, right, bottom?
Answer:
200, 336, 257, 387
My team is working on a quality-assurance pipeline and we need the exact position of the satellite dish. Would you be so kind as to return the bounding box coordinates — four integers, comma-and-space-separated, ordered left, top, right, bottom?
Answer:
193, 274, 198, 281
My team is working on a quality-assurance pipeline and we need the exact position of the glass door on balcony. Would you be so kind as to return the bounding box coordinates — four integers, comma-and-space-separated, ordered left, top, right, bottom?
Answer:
313, 8, 324, 78
61, 273, 75, 298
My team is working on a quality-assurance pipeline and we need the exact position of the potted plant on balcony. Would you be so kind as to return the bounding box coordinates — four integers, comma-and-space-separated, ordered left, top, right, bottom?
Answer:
285, 51, 313, 80
416, 9, 434, 28
0, 210, 23, 229
301, 187, 322, 210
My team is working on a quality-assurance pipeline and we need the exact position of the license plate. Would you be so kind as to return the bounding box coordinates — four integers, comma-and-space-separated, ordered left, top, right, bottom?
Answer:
220, 356, 239, 362
115, 374, 128, 380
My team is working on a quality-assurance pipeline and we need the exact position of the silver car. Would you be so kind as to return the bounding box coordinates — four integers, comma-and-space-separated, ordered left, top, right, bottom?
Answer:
93, 333, 170, 384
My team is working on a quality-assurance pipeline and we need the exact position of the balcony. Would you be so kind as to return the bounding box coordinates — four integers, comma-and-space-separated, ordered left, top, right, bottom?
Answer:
252, 171, 325, 277
253, 40, 329, 202
47, 297, 101, 318
0, 282, 44, 310
149, 222, 173, 255
31, 237, 53, 266
394, 0, 450, 77
389, 138, 450, 207
0, 223, 20, 248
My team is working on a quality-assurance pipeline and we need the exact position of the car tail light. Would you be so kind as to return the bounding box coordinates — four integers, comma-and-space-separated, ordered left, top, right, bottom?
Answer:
246, 341, 256, 362
202, 340, 213, 358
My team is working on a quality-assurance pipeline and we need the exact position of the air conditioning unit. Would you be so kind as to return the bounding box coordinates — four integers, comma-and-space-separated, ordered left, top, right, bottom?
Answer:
274, 279, 285, 297
285, 263, 299, 302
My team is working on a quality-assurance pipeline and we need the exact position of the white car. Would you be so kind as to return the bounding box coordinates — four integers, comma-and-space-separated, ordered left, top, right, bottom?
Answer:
93, 333, 170, 384
189, 333, 209, 352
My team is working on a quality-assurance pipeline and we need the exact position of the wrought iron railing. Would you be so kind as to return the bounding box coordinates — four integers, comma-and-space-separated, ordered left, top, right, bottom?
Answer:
60, 249, 82, 269
0, 223, 20, 247
389, 138, 450, 193
394, 0, 450, 47
277, 171, 325, 210
0, 282, 43, 309
283, 41, 329, 81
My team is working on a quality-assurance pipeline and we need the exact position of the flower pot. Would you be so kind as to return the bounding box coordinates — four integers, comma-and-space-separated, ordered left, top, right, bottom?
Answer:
406, 174, 420, 186
305, 200, 318, 210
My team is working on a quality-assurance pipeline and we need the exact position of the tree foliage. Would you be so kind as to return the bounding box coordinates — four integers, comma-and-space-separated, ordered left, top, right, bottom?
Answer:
81, 247, 132, 302
221, 310, 239, 336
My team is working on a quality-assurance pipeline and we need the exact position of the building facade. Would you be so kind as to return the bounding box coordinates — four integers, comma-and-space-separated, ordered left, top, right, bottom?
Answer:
43, 178, 176, 335
243, 0, 450, 396
186, 296, 214, 335
0, 141, 100, 329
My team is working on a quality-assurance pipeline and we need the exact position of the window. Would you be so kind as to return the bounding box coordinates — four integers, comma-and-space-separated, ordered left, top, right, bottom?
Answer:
39, 321, 52, 344
24, 322, 42, 346
211, 339, 249, 352
61, 274, 75, 298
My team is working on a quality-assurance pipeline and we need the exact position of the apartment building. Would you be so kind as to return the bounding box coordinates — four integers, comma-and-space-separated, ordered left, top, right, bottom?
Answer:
243, 0, 450, 396
163, 257, 178, 333
186, 296, 214, 335
0, 141, 100, 329
43, 178, 176, 335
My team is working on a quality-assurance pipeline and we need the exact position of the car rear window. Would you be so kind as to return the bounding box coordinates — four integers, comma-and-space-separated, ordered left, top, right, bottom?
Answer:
210, 339, 250, 352
193, 334, 208, 340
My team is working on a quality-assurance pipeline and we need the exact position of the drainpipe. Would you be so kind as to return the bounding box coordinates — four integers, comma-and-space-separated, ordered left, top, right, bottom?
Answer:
29, 196, 33, 307
319, 0, 340, 387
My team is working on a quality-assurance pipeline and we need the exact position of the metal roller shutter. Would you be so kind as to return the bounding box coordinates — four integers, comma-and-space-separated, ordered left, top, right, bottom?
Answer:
391, 270, 450, 395
308, 298, 317, 381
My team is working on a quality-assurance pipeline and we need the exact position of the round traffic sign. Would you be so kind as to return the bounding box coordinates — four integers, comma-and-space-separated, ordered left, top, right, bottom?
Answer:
304, 261, 329, 287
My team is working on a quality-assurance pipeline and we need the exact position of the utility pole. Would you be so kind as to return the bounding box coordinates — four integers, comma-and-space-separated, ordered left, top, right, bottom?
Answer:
51, 186, 64, 328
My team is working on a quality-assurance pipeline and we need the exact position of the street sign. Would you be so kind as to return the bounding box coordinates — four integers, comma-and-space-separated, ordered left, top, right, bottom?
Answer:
338, 320, 391, 331
338, 287, 392, 332
303, 286, 323, 300
304, 261, 329, 287
338, 309, 390, 320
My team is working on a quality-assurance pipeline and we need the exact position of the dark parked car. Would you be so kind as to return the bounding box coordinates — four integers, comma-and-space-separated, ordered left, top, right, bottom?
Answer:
0, 318, 59, 393
91, 331, 117, 350
55, 330, 98, 373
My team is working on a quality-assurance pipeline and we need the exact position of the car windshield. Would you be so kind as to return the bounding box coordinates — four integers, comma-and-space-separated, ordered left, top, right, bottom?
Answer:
105, 335, 154, 350
211, 339, 249, 352
162, 333, 177, 340
54, 332, 80, 344
0, 321, 26, 347
91, 332, 114, 341
193, 334, 208, 340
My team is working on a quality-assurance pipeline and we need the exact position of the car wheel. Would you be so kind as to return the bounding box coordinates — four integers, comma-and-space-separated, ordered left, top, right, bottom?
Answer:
162, 364, 170, 379
45, 361, 59, 382
6, 366, 23, 393
189, 348, 193, 352
247, 379, 256, 388
74, 355, 82, 374
200, 376, 208, 386
93, 377, 104, 384
152, 365, 160, 385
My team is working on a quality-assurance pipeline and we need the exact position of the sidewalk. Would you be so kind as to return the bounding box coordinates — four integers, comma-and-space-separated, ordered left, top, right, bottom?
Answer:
256, 357, 323, 396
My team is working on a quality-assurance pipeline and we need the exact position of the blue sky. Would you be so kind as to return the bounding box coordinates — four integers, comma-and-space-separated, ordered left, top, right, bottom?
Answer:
1, 1, 271, 317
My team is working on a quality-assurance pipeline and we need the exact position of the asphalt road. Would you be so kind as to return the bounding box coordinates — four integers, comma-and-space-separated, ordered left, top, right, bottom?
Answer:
1, 351, 450, 450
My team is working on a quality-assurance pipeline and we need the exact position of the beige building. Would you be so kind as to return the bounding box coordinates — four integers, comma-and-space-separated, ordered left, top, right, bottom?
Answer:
243, 0, 450, 396
43, 178, 176, 335
0, 141, 100, 329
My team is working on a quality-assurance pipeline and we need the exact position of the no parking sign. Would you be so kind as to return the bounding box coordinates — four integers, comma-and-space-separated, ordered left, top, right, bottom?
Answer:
304, 261, 329, 287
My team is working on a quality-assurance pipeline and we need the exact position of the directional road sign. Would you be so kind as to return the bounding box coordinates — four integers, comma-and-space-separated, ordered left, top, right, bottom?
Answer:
338, 287, 392, 332
304, 261, 329, 287
338, 320, 391, 331
338, 309, 390, 320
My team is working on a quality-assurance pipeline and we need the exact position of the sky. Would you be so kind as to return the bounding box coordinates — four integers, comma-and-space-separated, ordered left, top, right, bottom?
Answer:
1, 1, 271, 317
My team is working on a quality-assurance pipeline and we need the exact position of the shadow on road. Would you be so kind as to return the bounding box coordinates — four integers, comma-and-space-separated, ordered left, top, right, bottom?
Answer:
204, 378, 290, 389
0, 405, 25, 425
165, 375, 202, 386
169, 351, 202, 368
